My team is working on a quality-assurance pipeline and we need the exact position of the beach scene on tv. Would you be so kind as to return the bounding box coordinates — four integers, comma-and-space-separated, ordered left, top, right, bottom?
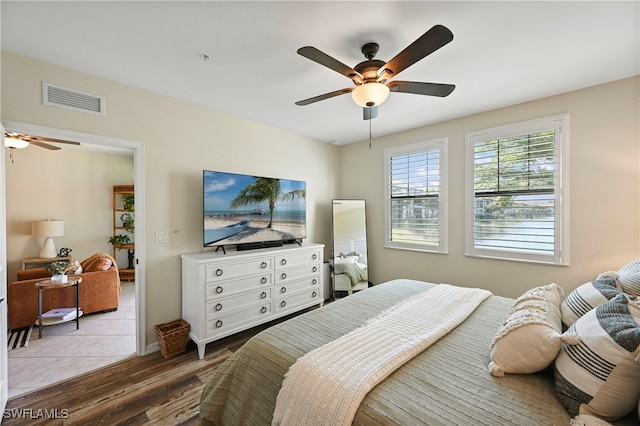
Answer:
203, 171, 306, 247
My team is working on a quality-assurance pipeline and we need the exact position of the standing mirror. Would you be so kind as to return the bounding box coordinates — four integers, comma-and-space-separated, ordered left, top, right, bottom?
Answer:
331, 199, 369, 298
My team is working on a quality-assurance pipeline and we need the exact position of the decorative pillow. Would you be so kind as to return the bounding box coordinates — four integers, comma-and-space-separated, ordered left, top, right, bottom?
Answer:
554, 293, 640, 422
617, 258, 640, 296
80, 253, 115, 272
488, 283, 565, 377
336, 255, 359, 264
84, 257, 112, 272
560, 273, 621, 328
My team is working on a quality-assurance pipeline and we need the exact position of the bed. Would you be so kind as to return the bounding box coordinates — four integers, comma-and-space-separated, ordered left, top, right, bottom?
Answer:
199, 279, 639, 425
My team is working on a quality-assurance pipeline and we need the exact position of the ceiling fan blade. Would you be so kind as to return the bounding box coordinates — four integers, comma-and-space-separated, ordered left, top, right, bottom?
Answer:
378, 25, 454, 81
297, 46, 363, 83
295, 88, 353, 106
363, 106, 378, 120
26, 136, 81, 146
28, 140, 62, 150
388, 81, 456, 97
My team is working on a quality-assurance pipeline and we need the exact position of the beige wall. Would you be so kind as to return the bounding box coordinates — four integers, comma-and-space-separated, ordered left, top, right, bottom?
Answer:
1, 51, 340, 345
3, 48, 639, 339
339, 76, 640, 298
5, 148, 134, 282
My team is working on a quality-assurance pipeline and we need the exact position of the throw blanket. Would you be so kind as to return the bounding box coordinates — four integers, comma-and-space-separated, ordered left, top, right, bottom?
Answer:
334, 262, 368, 285
271, 284, 492, 426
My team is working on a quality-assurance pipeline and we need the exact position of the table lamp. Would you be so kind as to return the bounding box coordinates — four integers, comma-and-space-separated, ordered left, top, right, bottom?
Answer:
32, 220, 64, 258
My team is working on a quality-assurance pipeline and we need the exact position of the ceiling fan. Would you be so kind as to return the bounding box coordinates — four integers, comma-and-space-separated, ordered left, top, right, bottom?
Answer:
4, 132, 81, 150
4, 132, 81, 162
295, 25, 456, 120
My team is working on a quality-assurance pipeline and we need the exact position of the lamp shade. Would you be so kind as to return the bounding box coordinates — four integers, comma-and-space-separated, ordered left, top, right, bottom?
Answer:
32, 220, 64, 259
4, 136, 29, 149
351, 82, 390, 107
32, 220, 64, 238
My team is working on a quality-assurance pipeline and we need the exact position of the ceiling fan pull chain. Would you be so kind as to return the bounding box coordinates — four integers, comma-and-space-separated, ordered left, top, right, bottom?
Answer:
369, 118, 372, 149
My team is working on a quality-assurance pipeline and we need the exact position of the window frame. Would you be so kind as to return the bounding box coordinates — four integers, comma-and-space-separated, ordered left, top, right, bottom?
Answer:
384, 138, 448, 254
464, 114, 570, 265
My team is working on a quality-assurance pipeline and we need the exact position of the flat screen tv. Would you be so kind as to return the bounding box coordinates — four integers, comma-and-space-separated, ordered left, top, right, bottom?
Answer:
203, 170, 306, 250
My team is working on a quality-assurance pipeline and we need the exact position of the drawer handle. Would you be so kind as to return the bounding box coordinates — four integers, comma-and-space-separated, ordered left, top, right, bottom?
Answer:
215, 286, 223, 294
260, 291, 267, 299
280, 287, 287, 294
312, 266, 318, 273
215, 320, 223, 328
281, 273, 287, 280
312, 253, 318, 260
280, 259, 287, 265
261, 306, 267, 314
215, 303, 223, 311
261, 261, 268, 269
280, 301, 286, 308
261, 277, 268, 284
312, 291, 317, 298
312, 278, 317, 285
215, 268, 223, 277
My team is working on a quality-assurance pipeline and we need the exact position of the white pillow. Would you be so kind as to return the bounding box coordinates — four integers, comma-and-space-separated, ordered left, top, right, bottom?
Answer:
336, 255, 359, 264
560, 272, 621, 328
555, 293, 640, 422
617, 258, 640, 296
488, 283, 565, 377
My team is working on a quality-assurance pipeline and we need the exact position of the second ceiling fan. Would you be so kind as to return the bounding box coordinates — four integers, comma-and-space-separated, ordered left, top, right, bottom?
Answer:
296, 25, 456, 120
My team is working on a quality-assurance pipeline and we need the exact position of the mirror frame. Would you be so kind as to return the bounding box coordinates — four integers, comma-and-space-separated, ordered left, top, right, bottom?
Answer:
331, 199, 368, 299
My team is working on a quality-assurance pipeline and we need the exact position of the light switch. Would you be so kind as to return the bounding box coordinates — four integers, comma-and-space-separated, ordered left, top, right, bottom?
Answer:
155, 231, 169, 244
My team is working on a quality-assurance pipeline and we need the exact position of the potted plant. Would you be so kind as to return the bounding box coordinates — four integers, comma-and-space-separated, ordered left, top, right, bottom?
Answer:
44, 260, 70, 283
108, 234, 131, 248
120, 212, 134, 233
122, 194, 134, 212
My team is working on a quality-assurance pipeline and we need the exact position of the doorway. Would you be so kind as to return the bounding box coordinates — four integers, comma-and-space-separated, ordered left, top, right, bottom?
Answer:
2, 121, 146, 398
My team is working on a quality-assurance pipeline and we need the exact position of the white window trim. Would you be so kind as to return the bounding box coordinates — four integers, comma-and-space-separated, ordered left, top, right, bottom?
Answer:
384, 138, 448, 254
464, 114, 570, 265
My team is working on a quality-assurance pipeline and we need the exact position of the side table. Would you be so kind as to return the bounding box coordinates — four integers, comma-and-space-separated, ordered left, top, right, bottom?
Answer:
22, 256, 72, 270
35, 275, 82, 338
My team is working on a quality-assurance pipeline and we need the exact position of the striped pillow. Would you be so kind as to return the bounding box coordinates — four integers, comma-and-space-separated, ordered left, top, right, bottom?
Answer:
618, 258, 640, 296
554, 293, 640, 422
560, 273, 621, 328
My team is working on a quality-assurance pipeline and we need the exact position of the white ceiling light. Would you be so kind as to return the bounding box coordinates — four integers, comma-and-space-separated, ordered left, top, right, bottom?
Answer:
4, 136, 29, 149
351, 82, 390, 107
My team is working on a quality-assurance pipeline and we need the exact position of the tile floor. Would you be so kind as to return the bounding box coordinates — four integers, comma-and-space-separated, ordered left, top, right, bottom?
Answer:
7, 281, 137, 398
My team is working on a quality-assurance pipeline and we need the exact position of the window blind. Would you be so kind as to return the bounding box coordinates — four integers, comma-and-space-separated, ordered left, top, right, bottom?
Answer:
473, 130, 556, 255
389, 148, 441, 246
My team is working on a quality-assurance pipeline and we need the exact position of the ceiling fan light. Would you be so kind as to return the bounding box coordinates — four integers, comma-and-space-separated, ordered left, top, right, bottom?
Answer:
4, 137, 29, 149
351, 82, 390, 107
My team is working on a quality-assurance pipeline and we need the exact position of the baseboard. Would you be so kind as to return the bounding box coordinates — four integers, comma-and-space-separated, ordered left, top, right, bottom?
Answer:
145, 341, 160, 355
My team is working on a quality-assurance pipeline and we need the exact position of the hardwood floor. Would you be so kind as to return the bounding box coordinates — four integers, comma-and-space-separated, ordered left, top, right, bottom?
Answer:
4, 325, 263, 425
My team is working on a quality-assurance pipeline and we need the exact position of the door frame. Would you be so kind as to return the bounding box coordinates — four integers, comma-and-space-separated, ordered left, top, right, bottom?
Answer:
1, 122, 8, 410
2, 120, 146, 356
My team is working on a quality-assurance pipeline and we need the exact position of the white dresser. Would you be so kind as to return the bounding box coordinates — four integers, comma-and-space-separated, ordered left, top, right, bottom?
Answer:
181, 243, 324, 359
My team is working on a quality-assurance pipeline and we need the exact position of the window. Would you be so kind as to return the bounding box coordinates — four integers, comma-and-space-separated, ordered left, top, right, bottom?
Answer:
465, 114, 569, 264
384, 139, 448, 253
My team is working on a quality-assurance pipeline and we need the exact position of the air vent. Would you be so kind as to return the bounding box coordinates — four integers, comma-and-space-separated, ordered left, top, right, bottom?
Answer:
42, 82, 105, 115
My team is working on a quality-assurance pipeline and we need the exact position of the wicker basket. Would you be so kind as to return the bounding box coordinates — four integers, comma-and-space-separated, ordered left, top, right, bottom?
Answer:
155, 319, 190, 358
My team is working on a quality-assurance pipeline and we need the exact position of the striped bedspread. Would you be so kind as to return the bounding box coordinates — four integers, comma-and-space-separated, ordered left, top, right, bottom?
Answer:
200, 279, 636, 425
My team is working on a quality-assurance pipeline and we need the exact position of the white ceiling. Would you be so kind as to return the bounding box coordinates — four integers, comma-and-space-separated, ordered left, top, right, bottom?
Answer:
2, 1, 639, 145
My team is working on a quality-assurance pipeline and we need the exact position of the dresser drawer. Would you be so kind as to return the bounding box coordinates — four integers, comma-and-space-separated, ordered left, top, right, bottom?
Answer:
274, 250, 321, 270
205, 257, 272, 282
207, 302, 272, 335
275, 263, 320, 284
207, 288, 271, 315
275, 276, 320, 298
275, 287, 321, 313
206, 274, 271, 299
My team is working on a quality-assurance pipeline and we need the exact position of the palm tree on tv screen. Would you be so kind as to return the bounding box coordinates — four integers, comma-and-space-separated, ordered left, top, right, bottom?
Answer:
230, 177, 305, 228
